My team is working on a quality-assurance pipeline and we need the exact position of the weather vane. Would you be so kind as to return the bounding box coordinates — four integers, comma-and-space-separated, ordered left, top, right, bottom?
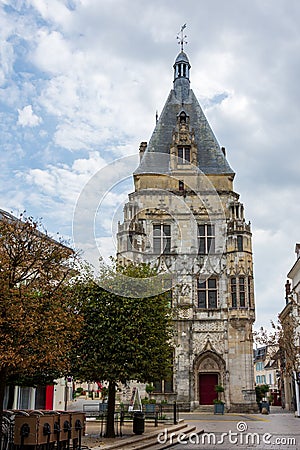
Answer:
177, 24, 188, 51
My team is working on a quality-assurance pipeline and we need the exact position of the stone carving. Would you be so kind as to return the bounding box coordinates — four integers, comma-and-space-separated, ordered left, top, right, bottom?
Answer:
200, 358, 218, 371
193, 321, 224, 332
193, 333, 225, 355
179, 283, 191, 296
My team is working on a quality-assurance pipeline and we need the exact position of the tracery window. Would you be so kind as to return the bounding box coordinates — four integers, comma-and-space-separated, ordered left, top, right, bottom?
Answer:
239, 277, 245, 307
197, 277, 217, 309
231, 278, 237, 308
231, 276, 250, 308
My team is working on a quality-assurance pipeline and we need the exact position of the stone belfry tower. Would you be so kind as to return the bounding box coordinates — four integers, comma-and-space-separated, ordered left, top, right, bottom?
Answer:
117, 34, 257, 412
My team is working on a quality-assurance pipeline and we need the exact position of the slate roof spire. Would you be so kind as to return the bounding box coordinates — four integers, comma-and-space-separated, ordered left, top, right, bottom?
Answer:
135, 43, 235, 177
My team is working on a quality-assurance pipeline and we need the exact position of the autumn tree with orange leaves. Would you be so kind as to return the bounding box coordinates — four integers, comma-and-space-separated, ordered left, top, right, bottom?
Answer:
0, 212, 82, 414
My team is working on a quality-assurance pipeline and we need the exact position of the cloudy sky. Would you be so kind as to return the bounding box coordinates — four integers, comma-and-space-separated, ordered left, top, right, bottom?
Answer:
1, 0, 300, 329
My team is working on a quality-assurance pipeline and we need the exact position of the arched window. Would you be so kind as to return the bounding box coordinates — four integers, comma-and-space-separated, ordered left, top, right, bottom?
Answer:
179, 111, 187, 123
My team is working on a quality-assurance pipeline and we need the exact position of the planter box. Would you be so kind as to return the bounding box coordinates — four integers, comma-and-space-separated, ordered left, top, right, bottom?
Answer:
214, 403, 225, 415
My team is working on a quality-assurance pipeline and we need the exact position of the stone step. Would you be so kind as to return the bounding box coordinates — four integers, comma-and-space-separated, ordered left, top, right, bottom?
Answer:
193, 405, 214, 413
127, 425, 197, 449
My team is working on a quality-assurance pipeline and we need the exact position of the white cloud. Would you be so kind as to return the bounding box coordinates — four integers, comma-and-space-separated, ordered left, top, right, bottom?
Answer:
32, 29, 74, 75
17, 105, 42, 127
0, 40, 15, 87
27, 0, 74, 27
54, 121, 111, 151
23, 151, 107, 200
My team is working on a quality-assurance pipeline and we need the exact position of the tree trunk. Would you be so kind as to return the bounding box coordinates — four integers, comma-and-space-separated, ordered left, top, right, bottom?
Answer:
105, 381, 116, 438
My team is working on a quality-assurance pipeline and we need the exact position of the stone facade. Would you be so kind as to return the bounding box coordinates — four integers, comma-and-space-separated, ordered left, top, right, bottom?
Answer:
117, 49, 257, 412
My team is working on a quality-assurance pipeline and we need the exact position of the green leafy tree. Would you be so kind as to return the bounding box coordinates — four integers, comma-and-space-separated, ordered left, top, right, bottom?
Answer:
73, 263, 174, 438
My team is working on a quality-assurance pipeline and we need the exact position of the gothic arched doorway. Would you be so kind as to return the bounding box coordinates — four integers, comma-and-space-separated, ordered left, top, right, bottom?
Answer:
194, 350, 226, 405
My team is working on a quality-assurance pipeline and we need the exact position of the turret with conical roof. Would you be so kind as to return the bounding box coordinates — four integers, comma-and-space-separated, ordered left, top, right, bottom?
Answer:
173, 51, 191, 99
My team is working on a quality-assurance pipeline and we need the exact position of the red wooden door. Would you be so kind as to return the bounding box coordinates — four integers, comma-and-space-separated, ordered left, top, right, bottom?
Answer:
45, 385, 54, 409
199, 373, 218, 404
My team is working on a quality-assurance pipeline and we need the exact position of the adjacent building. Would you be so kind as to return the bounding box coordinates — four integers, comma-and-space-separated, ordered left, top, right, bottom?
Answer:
117, 47, 257, 412
3, 380, 71, 411
279, 244, 300, 412
253, 346, 281, 406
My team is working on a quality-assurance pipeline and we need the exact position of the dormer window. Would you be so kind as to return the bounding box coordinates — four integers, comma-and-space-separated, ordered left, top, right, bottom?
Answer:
179, 112, 187, 124
178, 146, 190, 164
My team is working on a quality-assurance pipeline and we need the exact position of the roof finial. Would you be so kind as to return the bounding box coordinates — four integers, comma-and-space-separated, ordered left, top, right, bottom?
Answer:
177, 24, 188, 52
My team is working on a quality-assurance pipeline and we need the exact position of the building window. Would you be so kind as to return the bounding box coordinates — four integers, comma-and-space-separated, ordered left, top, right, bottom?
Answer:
248, 277, 251, 307
197, 277, 217, 309
179, 180, 184, 191
153, 380, 162, 392
178, 146, 190, 164
239, 277, 245, 307
153, 224, 171, 254
231, 276, 249, 308
18, 387, 31, 409
256, 375, 261, 384
269, 374, 272, 385
153, 378, 174, 393
231, 278, 237, 308
198, 224, 215, 254
256, 362, 264, 371
179, 112, 187, 123
237, 235, 243, 251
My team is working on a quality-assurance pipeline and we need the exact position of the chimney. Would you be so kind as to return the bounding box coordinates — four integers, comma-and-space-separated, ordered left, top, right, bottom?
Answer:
139, 142, 147, 161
